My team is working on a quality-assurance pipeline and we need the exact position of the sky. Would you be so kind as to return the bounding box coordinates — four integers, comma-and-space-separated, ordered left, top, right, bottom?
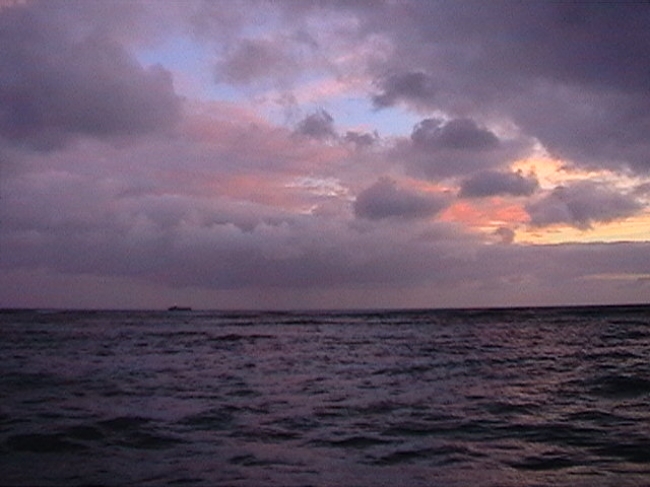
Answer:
1, 0, 650, 310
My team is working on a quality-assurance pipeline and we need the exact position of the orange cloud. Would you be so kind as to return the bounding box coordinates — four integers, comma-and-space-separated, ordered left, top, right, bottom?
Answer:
440, 198, 529, 230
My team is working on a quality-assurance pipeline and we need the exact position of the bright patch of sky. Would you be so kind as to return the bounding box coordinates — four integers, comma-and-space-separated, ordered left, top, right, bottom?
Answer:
136, 36, 418, 138
259, 93, 420, 138
519, 212, 650, 244
326, 97, 420, 139
132, 19, 650, 250
287, 176, 349, 198
136, 36, 248, 104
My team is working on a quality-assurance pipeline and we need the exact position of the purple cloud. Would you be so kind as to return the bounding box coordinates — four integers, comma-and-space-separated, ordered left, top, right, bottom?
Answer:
1, 0, 650, 310
394, 118, 527, 178
3, 199, 650, 308
411, 118, 499, 151
355, 1, 650, 174
294, 109, 337, 140
373, 71, 438, 108
216, 38, 297, 85
354, 177, 449, 220
0, 3, 181, 150
459, 171, 539, 198
526, 182, 644, 230
343, 130, 377, 148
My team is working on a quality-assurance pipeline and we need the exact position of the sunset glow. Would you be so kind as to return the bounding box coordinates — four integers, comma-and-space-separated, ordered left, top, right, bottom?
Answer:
1, 1, 649, 309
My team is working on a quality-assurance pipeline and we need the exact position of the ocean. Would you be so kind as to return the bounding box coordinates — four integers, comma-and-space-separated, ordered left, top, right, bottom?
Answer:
1, 305, 649, 486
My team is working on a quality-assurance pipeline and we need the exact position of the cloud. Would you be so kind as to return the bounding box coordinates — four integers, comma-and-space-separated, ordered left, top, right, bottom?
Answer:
0, 2, 181, 150
354, 2, 650, 174
412, 118, 499, 151
394, 118, 527, 178
512, 85, 650, 174
2, 1, 650, 310
0, 174, 466, 292
372, 71, 437, 108
343, 130, 377, 148
4, 196, 650, 308
526, 182, 644, 230
1, 130, 648, 310
216, 37, 297, 85
354, 177, 449, 220
494, 227, 515, 245
459, 171, 539, 198
178, 102, 350, 181
294, 109, 337, 140
634, 182, 650, 197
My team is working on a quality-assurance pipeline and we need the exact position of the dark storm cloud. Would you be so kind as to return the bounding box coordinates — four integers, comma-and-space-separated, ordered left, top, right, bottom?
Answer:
526, 182, 644, 230
354, 177, 449, 220
294, 109, 337, 140
0, 3, 181, 150
459, 171, 538, 198
395, 118, 527, 178
356, 1, 650, 174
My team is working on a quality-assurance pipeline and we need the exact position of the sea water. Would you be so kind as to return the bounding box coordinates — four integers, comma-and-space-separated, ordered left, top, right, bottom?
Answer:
1, 306, 649, 486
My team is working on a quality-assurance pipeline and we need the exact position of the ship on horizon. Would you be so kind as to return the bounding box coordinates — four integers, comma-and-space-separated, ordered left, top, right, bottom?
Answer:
167, 305, 192, 312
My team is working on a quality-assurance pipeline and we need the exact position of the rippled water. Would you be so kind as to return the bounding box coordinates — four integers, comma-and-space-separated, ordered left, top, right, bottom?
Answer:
1, 305, 649, 486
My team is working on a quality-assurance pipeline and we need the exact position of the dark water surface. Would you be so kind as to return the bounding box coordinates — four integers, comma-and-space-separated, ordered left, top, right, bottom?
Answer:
1, 305, 649, 486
